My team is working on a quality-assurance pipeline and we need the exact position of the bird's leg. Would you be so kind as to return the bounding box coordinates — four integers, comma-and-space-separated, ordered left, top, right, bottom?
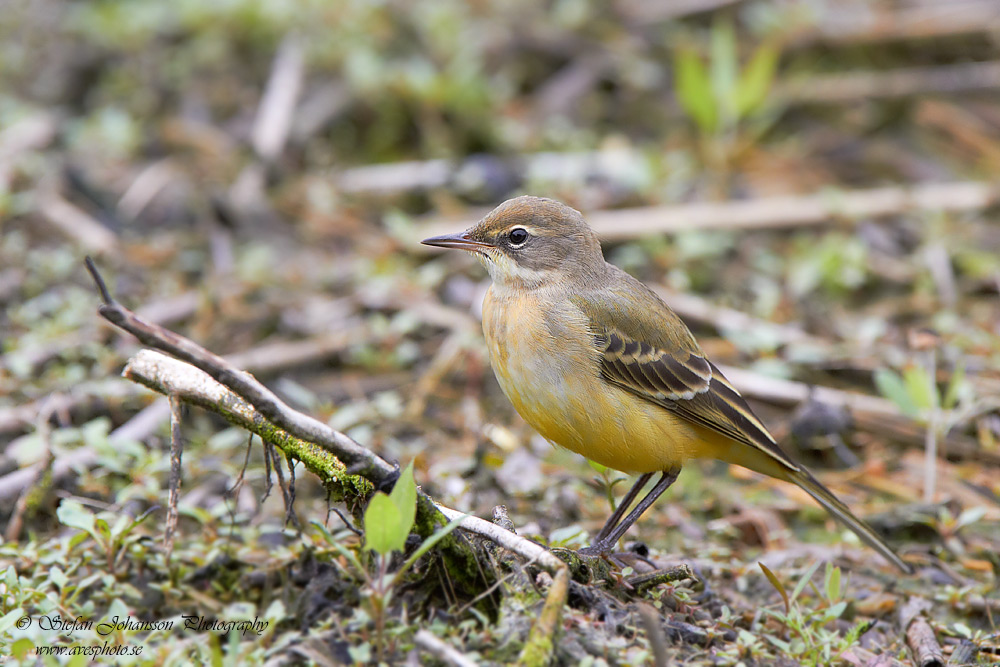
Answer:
594, 472, 654, 543
581, 467, 680, 556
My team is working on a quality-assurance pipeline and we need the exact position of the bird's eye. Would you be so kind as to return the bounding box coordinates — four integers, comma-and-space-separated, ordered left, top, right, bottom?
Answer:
508, 227, 529, 246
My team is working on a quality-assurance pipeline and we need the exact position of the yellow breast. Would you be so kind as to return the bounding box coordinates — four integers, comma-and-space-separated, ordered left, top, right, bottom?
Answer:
481, 285, 710, 474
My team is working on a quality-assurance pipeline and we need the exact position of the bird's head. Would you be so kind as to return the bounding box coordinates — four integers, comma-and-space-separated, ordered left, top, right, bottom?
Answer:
421, 196, 606, 289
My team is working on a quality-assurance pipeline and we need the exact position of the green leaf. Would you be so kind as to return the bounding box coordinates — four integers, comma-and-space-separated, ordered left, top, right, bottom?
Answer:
873, 368, 920, 418
735, 42, 780, 116
587, 460, 609, 474
790, 560, 821, 604
318, 527, 366, 574
49, 566, 67, 590
846, 619, 877, 644
364, 492, 406, 555
395, 513, 468, 583
955, 506, 986, 530
759, 562, 789, 614
824, 563, 841, 603
12, 637, 35, 659
675, 49, 717, 133
904, 365, 938, 412
952, 622, 972, 638
0, 608, 24, 634
764, 634, 792, 652
388, 463, 417, 540
942, 360, 966, 410
826, 600, 848, 620
710, 16, 738, 122
57, 500, 98, 540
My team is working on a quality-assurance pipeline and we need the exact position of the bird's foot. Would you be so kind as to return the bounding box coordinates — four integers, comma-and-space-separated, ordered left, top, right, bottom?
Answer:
576, 542, 644, 571
576, 542, 614, 559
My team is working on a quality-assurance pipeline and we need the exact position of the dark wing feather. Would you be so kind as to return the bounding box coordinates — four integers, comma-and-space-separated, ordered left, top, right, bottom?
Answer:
596, 332, 800, 471
571, 278, 799, 471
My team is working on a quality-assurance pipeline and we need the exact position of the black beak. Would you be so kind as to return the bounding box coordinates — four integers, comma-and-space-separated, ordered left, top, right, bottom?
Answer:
420, 231, 492, 252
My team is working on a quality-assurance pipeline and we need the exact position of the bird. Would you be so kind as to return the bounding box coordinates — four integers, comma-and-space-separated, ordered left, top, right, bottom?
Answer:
422, 195, 911, 573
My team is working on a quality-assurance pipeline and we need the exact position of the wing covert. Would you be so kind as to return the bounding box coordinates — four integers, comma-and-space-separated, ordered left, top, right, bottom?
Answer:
594, 332, 799, 472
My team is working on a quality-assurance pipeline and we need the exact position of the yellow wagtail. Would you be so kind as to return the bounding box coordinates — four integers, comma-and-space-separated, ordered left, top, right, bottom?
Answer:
423, 196, 911, 573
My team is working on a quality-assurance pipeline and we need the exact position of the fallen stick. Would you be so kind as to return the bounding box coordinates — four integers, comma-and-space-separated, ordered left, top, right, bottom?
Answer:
791, 0, 1000, 47
85, 257, 398, 488
413, 630, 479, 667
123, 350, 374, 502
0, 323, 377, 498
718, 364, 997, 464
435, 505, 565, 573
777, 61, 1000, 104
252, 34, 304, 162
414, 181, 1000, 244
905, 617, 944, 667
123, 349, 565, 660
38, 191, 118, 255
652, 286, 818, 346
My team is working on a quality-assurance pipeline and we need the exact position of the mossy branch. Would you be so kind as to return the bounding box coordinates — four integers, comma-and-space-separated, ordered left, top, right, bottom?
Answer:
123, 350, 374, 502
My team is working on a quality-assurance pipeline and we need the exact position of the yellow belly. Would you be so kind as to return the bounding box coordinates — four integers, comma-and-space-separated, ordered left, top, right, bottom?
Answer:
482, 285, 724, 474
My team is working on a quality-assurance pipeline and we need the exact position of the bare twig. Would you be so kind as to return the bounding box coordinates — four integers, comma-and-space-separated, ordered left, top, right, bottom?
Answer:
119, 349, 497, 611
905, 617, 944, 667
0, 323, 375, 499
415, 181, 1000, 244
517, 567, 570, 667
434, 505, 565, 573
84, 257, 399, 489
717, 364, 998, 463
0, 112, 58, 165
38, 191, 118, 254
164, 396, 184, 555
337, 159, 452, 195
617, 0, 743, 25
290, 80, 351, 145
777, 61, 1000, 104
791, 1, 1000, 47
413, 630, 478, 667
252, 34, 305, 162
652, 286, 818, 346
636, 603, 670, 667
225, 328, 367, 374
4, 399, 58, 541
117, 159, 179, 220
123, 350, 369, 499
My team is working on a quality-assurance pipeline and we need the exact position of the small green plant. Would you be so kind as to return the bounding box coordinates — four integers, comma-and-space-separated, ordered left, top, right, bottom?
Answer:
757, 561, 874, 665
56, 500, 157, 577
674, 16, 782, 171
873, 360, 966, 421
787, 233, 870, 298
588, 460, 630, 516
875, 354, 972, 501
316, 463, 463, 661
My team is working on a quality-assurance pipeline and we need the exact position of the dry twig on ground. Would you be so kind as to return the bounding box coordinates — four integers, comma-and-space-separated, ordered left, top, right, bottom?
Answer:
415, 181, 1000, 243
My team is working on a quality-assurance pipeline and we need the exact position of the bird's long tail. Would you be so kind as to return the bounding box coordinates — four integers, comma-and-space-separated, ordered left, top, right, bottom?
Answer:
787, 468, 912, 574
